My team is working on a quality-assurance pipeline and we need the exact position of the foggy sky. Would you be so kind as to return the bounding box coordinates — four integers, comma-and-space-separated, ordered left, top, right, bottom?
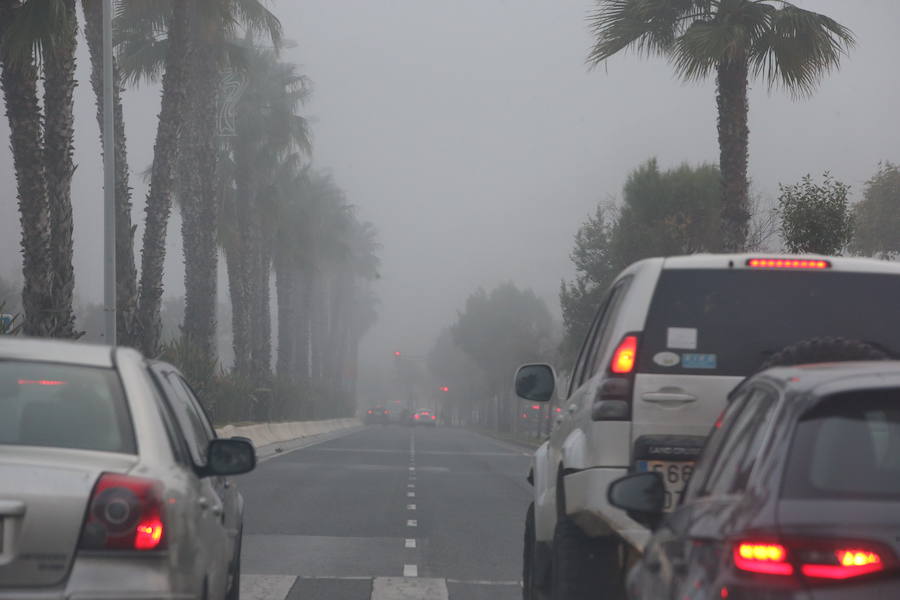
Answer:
1, 1, 899, 380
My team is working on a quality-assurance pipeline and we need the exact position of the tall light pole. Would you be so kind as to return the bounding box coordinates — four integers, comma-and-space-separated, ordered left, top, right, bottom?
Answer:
102, 0, 116, 344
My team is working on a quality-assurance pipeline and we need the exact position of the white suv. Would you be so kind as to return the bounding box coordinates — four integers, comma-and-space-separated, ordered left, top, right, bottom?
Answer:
517, 254, 900, 600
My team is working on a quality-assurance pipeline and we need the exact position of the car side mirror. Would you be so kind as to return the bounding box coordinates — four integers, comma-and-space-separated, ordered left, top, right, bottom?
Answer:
607, 472, 665, 530
203, 438, 256, 477
514, 364, 556, 403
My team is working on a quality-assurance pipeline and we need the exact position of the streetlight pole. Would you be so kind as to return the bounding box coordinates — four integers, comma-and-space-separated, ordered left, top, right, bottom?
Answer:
102, 0, 116, 345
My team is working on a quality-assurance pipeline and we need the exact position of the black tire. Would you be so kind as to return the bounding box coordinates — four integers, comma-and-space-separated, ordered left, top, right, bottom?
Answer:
225, 528, 242, 600
550, 517, 624, 600
760, 337, 889, 371
523, 503, 550, 600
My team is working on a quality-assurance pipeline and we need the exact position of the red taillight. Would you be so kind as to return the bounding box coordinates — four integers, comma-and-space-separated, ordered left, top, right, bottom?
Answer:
384, 410, 390, 415
431, 415, 436, 420
802, 548, 884, 580
367, 410, 373, 414
79, 473, 166, 551
18, 379, 66, 385
747, 258, 830, 270
734, 542, 793, 575
531, 405, 540, 410
610, 336, 638, 374
734, 539, 891, 581
414, 414, 420, 420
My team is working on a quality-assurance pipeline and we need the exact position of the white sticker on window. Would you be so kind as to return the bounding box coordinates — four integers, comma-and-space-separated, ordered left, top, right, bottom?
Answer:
667, 327, 698, 350
653, 352, 681, 367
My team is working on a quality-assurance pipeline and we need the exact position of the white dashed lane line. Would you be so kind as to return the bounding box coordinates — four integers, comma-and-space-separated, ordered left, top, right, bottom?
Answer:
405, 538, 416, 549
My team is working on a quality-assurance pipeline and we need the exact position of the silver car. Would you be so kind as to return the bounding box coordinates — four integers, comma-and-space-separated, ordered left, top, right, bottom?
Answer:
0, 338, 255, 599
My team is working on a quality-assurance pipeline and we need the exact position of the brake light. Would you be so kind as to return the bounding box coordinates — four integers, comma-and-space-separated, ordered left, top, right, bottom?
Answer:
734, 542, 793, 575
384, 410, 390, 415
610, 336, 638, 374
431, 415, 436, 420
734, 539, 892, 581
531, 405, 540, 410
414, 414, 420, 420
747, 258, 830, 270
79, 473, 166, 551
367, 410, 373, 414
18, 379, 66, 385
802, 548, 884, 580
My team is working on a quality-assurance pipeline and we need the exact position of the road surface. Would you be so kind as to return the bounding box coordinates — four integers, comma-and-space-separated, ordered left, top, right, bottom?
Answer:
238, 425, 533, 599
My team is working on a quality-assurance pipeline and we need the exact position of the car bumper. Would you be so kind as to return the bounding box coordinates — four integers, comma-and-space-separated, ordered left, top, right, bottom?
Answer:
0, 555, 196, 600
563, 466, 651, 550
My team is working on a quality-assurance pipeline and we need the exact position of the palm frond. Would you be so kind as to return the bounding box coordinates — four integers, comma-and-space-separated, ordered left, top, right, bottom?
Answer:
2, 0, 76, 68
750, 2, 855, 98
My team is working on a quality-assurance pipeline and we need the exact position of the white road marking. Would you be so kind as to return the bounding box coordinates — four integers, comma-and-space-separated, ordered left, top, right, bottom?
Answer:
407, 483, 414, 488
372, 577, 449, 600
403, 564, 418, 577
407, 491, 415, 497
407, 503, 416, 510
407, 519, 417, 527
408, 466, 415, 471
445, 578, 523, 586
405, 538, 416, 548
240, 574, 296, 600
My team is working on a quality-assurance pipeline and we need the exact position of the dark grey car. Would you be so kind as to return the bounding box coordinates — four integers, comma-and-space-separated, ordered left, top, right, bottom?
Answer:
610, 362, 900, 599
0, 338, 255, 599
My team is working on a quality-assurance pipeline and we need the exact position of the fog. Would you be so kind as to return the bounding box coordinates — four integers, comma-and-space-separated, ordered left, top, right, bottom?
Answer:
1, 0, 899, 386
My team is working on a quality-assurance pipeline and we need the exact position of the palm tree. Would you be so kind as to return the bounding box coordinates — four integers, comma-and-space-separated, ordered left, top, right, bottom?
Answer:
1, 0, 79, 337
587, 0, 855, 250
81, 0, 139, 346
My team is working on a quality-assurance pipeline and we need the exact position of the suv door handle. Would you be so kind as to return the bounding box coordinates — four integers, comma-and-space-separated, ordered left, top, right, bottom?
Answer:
641, 392, 697, 405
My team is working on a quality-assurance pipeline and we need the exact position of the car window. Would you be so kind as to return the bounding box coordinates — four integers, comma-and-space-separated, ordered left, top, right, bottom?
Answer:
173, 375, 217, 440
0, 361, 135, 454
144, 369, 191, 466
638, 270, 900, 376
700, 388, 777, 497
783, 389, 900, 500
584, 277, 631, 381
568, 287, 615, 395
153, 368, 213, 465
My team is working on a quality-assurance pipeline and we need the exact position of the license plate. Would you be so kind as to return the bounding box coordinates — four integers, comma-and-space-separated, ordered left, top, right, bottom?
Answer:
636, 460, 694, 511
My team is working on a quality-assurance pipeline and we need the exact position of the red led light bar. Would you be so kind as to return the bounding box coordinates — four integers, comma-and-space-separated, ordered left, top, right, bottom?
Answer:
747, 258, 830, 270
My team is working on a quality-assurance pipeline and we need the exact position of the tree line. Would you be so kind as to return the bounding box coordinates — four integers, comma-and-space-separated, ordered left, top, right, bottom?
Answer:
0, 0, 379, 422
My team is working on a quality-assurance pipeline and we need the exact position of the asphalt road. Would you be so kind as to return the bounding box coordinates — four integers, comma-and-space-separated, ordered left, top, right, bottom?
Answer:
237, 424, 533, 599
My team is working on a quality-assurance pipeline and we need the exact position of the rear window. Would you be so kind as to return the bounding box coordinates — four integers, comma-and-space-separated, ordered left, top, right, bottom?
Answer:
639, 269, 900, 376
783, 389, 900, 500
0, 361, 135, 453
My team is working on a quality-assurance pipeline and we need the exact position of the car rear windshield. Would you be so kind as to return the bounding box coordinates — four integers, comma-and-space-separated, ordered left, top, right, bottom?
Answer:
639, 269, 900, 376
782, 389, 900, 500
0, 361, 135, 453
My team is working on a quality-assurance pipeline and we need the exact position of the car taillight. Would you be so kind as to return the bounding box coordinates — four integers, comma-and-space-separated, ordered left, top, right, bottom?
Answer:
733, 539, 892, 581
734, 542, 793, 575
746, 258, 830, 269
610, 335, 638, 374
431, 415, 436, 420
414, 414, 420, 420
367, 410, 373, 414
79, 473, 166, 551
384, 410, 390, 415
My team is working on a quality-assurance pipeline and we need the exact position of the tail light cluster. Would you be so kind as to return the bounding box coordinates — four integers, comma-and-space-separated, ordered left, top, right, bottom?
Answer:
734, 539, 892, 581
592, 333, 640, 422
79, 473, 166, 551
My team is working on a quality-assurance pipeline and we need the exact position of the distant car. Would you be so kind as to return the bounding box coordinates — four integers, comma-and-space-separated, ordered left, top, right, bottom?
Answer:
410, 409, 437, 426
609, 362, 900, 600
0, 338, 255, 600
365, 406, 391, 424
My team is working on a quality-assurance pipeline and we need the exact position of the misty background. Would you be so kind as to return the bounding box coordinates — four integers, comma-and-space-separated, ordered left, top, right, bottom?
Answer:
1, 0, 898, 397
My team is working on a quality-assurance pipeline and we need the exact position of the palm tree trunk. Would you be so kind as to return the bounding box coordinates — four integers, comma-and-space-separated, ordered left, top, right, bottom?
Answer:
250, 244, 272, 378
42, 0, 78, 338
291, 265, 311, 390
716, 59, 751, 252
274, 251, 296, 383
136, 0, 192, 356
81, 0, 138, 347
0, 2, 54, 337
224, 241, 251, 376
181, 39, 219, 364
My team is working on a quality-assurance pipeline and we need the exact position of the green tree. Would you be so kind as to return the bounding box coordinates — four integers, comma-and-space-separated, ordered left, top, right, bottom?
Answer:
588, 0, 855, 251
851, 163, 900, 257
453, 283, 555, 431
560, 159, 721, 358
777, 173, 853, 255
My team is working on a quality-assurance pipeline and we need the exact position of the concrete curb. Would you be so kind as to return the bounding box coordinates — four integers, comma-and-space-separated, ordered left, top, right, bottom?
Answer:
215, 418, 361, 451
